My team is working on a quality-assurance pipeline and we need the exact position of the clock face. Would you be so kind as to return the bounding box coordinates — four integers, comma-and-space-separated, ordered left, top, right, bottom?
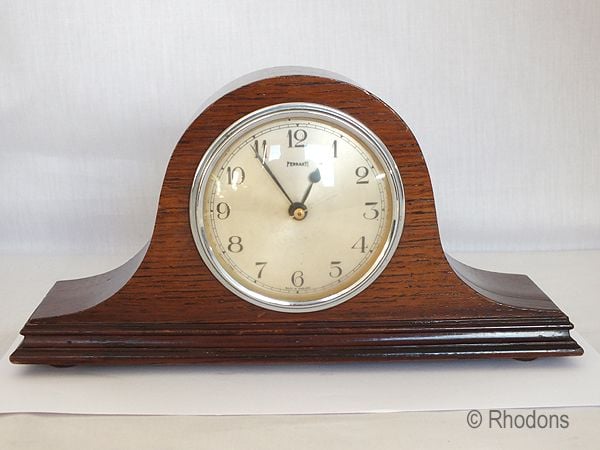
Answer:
190, 103, 404, 312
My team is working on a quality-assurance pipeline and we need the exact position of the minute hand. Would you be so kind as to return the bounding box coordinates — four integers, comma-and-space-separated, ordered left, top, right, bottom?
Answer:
251, 140, 294, 205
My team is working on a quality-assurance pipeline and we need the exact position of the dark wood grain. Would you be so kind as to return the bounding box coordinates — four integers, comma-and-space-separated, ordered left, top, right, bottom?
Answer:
10, 74, 582, 365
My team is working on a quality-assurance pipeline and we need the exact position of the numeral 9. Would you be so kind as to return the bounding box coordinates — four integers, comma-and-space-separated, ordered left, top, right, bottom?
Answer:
216, 202, 230, 219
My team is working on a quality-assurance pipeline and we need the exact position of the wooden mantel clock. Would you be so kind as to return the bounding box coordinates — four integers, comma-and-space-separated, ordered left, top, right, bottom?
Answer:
11, 69, 582, 365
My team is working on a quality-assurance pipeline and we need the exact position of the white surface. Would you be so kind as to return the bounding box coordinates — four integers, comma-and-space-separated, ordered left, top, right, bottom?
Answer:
0, 251, 599, 416
1, 0, 599, 255
3, 408, 600, 450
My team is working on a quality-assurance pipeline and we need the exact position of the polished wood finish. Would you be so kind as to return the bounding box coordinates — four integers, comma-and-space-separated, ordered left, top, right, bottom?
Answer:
10, 74, 582, 365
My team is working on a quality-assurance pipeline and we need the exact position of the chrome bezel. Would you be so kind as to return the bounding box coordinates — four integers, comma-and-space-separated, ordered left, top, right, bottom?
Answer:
189, 103, 405, 313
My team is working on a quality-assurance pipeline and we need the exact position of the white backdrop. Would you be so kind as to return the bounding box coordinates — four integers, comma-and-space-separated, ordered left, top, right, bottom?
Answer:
1, 0, 599, 256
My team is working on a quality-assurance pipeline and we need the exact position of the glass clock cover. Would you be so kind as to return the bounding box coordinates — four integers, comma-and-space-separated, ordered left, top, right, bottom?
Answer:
189, 103, 404, 312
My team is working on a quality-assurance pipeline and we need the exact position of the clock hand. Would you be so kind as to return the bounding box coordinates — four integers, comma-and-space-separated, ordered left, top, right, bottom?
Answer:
300, 168, 321, 204
288, 168, 322, 221
251, 140, 295, 206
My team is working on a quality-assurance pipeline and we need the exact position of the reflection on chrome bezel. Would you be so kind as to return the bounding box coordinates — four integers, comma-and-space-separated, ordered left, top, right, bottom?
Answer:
189, 103, 405, 313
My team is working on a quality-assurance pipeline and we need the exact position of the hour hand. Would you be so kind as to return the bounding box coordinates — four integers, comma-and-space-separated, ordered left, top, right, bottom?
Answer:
301, 168, 321, 204
251, 139, 294, 206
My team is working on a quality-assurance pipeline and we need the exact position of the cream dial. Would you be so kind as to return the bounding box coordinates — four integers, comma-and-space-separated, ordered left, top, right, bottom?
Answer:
190, 103, 404, 312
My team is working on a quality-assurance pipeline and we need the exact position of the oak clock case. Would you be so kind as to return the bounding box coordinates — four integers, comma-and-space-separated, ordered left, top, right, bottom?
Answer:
10, 72, 582, 365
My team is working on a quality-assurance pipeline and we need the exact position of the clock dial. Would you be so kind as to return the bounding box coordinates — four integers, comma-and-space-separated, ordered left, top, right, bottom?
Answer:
190, 103, 404, 312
